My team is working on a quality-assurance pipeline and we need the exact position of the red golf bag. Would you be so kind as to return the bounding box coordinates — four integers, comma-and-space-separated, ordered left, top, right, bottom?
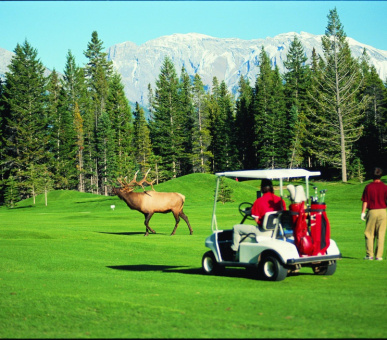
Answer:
309, 203, 331, 255
290, 203, 314, 256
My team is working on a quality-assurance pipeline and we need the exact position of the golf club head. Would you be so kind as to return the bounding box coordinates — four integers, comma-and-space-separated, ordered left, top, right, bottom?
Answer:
319, 189, 327, 203
287, 184, 296, 202
294, 185, 306, 203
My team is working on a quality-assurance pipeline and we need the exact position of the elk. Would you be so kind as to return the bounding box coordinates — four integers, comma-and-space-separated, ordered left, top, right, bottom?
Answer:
112, 171, 193, 236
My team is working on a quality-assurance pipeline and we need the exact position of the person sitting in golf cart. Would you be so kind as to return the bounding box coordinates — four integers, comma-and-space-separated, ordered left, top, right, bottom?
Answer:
231, 179, 286, 253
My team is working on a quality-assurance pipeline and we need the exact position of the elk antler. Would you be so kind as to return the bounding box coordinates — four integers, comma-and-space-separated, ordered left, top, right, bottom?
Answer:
117, 170, 139, 192
136, 168, 156, 191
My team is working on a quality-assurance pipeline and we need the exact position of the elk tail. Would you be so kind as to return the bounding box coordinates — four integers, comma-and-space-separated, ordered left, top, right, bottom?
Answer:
177, 193, 185, 202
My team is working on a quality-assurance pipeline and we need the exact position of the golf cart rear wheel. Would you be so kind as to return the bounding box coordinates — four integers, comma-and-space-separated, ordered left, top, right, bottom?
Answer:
312, 260, 337, 275
202, 251, 221, 275
258, 255, 288, 281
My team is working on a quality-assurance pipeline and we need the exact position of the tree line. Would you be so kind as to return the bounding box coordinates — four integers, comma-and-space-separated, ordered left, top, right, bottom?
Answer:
1, 8, 386, 207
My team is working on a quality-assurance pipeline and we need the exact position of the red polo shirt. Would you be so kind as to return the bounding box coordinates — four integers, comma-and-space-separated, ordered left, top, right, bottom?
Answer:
361, 180, 387, 210
251, 192, 286, 226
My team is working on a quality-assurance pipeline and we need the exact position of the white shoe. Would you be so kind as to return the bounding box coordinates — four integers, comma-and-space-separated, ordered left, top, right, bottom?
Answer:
376, 257, 383, 261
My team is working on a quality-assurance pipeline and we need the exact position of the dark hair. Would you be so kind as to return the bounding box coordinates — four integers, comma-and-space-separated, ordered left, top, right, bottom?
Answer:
373, 167, 383, 180
261, 179, 274, 193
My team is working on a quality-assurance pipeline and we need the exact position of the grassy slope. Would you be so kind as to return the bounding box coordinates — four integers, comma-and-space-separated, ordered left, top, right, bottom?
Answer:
0, 174, 386, 338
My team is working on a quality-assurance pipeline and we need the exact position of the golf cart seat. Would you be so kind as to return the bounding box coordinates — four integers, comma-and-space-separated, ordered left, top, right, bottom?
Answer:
262, 210, 294, 239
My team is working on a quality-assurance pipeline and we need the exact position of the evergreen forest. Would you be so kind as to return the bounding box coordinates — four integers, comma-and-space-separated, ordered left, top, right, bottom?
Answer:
1, 8, 387, 207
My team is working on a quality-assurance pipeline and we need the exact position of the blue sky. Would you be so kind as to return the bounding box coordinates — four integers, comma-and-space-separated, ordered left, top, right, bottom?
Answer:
1, 1, 386, 72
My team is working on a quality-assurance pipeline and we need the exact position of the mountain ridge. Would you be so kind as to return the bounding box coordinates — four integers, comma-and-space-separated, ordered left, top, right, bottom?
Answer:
1, 32, 386, 106
106, 31, 387, 106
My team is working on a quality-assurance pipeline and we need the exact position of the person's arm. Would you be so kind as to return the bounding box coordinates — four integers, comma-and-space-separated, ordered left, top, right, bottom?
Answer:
251, 199, 260, 224
361, 201, 367, 220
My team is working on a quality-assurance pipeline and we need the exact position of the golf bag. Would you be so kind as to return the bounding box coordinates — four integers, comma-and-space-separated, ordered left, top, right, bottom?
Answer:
309, 203, 331, 255
290, 202, 314, 256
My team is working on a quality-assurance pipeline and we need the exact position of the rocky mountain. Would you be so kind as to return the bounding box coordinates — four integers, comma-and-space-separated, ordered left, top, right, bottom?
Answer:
0, 47, 54, 80
2, 32, 386, 107
106, 32, 387, 106
0, 47, 15, 79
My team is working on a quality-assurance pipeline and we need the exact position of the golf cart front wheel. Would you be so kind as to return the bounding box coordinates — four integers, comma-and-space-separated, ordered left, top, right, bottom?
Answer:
312, 260, 337, 275
202, 251, 221, 275
258, 255, 288, 281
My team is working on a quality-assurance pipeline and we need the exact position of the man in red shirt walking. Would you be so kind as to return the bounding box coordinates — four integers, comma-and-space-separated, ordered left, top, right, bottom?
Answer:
361, 167, 387, 260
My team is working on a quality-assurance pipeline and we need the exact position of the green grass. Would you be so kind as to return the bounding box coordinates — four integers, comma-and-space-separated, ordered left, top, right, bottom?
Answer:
0, 173, 386, 338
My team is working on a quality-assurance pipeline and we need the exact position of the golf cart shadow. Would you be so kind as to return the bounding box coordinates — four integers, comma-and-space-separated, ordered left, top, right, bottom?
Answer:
107, 264, 312, 280
107, 264, 201, 275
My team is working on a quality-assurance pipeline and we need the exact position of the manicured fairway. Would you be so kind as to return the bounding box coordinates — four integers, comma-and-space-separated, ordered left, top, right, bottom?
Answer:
0, 174, 386, 338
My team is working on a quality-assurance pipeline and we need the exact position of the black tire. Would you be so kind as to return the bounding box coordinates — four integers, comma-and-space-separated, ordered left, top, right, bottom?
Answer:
202, 251, 221, 275
258, 255, 288, 281
312, 260, 337, 275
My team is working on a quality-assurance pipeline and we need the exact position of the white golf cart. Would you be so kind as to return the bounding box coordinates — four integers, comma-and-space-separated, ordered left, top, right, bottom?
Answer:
202, 169, 342, 281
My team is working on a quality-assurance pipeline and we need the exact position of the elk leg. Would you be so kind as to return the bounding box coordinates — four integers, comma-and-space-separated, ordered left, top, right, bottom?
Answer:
144, 213, 156, 236
170, 213, 180, 236
180, 210, 193, 235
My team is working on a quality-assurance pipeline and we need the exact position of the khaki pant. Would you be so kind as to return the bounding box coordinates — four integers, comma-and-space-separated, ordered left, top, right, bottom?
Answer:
365, 209, 386, 258
231, 224, 259, 251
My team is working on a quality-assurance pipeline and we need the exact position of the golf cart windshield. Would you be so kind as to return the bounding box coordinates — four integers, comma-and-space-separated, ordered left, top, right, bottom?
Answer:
212, 169, 321, 231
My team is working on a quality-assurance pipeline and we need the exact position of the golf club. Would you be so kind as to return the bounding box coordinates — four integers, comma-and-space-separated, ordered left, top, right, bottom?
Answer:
319, 189, 327, 203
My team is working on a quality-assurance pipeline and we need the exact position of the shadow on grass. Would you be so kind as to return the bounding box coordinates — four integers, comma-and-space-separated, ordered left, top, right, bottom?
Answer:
9, 205, 34, 209
98, 231, 146, 236
76, 198, 116, 204
107, 264, 312, 280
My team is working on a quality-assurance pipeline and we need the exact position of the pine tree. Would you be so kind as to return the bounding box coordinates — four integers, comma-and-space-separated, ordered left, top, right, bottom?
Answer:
133, 102, 153, 173
178, 67, 195, 175
283, 35, 309, 110
207, 77, 225, 172
308, 8, 368, 182
191, 73, 212, 173
304, 48, 324, 168
356, 49, 387, 173
4, 175, 19, 208
84, 32, 113, 126
106, 72, 135, 178
83, 31, 113, 193
74, 102, 85, 192
97, 112, 116, 196
216, 177, 234, 204
47, 69, 77, 189
252, 47, 286, 168
2, 40, 51, 198
235, 75, 255, 169
218, 81, 239, 170
0, 77, 5, 202
149, 56, 183, 180
60, 51, 89, 191
283, 35, 310, 168
207, 78, 238, 172
270, 66, 288, 167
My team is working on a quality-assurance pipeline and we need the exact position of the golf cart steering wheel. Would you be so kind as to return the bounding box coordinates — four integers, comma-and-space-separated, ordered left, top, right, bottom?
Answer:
238, 202, 254, 221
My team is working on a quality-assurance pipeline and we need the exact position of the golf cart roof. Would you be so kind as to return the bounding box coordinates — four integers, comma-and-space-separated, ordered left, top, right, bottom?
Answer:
215, 169, 321, 180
